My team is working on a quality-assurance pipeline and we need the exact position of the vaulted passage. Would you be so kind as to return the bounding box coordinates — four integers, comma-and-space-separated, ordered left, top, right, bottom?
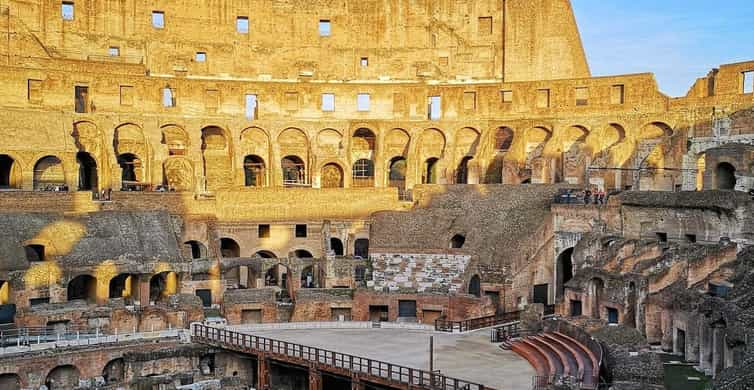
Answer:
716, 162, 736, 190
244, 155, 266, 187
0, 155, 20, 189
67, 275, 96, 302
556, 248, 575, 300
34, 156, 65, 191
76, 151, 98, 191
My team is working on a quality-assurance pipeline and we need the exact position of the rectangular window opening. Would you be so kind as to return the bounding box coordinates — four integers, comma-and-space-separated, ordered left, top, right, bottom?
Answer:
357, 93, 371, 112
319, 20, 331, 37
74, 85, 89, 113
245, 94, 258, 120
162, 87, 175, 107
322, 93, 335, 112
237, 16, 249, 34
463, 91, 477, 110
258, 224, 271, 238
501, 90, 513, 103
28, 79, 42, 102
570, 300, 583, 316
152, 11, 165, 29
120, 85, 134, 106
428, 96, 441, 120
656, 232, 668, 243
478, 16, 493, 35
743, 71, 754, 94
195, 52, 207, 62
685, 234, 697, 243
360, 57, 369, 68
575, 87, 589, 106
295, 224, 307, 238
108, 46, 120, 57
611, 84, 625, 104
62, 2, 74, 21
536, 89, 550, 108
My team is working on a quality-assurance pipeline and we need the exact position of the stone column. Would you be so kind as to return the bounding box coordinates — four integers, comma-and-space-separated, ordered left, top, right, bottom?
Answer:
712, 325, 725, 377
699, 322, 712, 374
308, 366, 322, 390
134, 274, 151, 306
257, 355, 269, 390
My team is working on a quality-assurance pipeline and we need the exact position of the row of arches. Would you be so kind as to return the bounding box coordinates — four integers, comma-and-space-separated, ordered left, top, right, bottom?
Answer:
210, 237, 368, 259
0, 357, 126, 390
65, 271, 178, 304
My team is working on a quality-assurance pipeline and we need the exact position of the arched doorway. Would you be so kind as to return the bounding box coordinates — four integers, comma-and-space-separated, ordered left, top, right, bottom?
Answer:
46, 365, 80, 390
716, 163, 736, 190
282, 155, 306, 186
117, 153, 141, 190
321, 163, 344, 188
468, 275, 481, 298
450, 234, 466, 249
330, 238, 344, 256
184, 240, 207, 259
294, 250, 313, 258
76, 152, 98, 191
109, 274, 134, 299
102, 358, 125, 384
0, 373, 20, 390
424, 158, 439, 184
254, 250, 277, 259
354, 238, 369, 259
389, 157, 407, 190
352, 128, 376, 187
0, 155, 20, 189
220, 238, 240, 258
67, 275, 96, 302
243, 155, 266, 187
456, 156, 472, 184
150, 271, 177, 303
352, 159, 375, 187
556, 248, 574, 300
34, 156, 65, 191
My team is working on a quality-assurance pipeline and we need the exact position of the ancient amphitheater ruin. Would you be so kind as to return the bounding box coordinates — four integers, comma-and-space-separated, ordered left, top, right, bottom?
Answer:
0, 1, 752, 389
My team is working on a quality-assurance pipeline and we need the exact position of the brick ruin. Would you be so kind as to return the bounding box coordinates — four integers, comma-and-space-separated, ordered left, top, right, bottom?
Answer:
0, 0, 752, 389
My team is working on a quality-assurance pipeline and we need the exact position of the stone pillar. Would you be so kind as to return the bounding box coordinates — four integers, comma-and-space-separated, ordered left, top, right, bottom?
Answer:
699, 323, 712, 374
257, 356, 269, 390
350, 376, 365, 390
308, 366, 322, 390
712, 325, 725, 377
134, 274, 151, 306
661, 310, 673, 352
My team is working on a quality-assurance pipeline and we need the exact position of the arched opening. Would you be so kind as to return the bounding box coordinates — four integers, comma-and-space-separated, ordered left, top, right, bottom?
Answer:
389, 157, 407, 190
265, 264, 289, 289
424, 158, 439, 184
46, 365, 81, 390
716, 163, 736, 190
220, 238, 240, 258
102, 358, 125, 384
149, 271, 177, 303
468, 275, 481, 298
34, 156, 66, 191
117, 153, 141, 191
450, 234, 466, 249
556, 248, 574, 300
67, 275, 96, 302
591, 278, 605, 319
282, 155, 306, 186
352, 159, 375, 187
321, 163, 344, 188
0, 280, 11, 306
0, 373, 20, 390
294, 249, 313, 258
76, 151, 98, 191
494, 127, 514, 151
201, 126, 233, 191
254, 250, 277, 259
300, 265, 323, 288
353, 128, 376, 151
330, 238, 344, 256
456, 156, 473, 184
243, 155, 266, 187
354, 238, 369, 259
109, 273, 134, 299
184, 240, 207, 259
24, 244, 45, 262
0, 155, 20, 189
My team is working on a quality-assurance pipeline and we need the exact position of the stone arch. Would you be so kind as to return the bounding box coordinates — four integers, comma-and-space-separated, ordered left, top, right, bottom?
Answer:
109, 273, 135, 299
385, 128, 411, 158
715, 162, 737, 190
641, 121, 674, 138
45, 365, 80, 390
353, 127, 376, 156
201, 126, 233, 191
163, 156, 193, 192
114, 124, 147, 168
67, 274, 96, 302
33, 155, 65, 191
450, 234, 466, 249
220, 238, 241, 258
102, 358, 125, 384
243, 155, 266, 187
279, 128, 310, 182
556, 248, 574, 300
0, 154, 21, 189
454, 127, 480, 184
293, 249, 313, 258
321, 162, 344, 188
468, 275, 481, 298
72, 120, 102, 154
423, 157, 440, 184
316, 128, 343, 157
330, 237, 344, 256
524, 127, 552, 183
149, 271, 178, 302
418, 128, 446, 160
76, 151, 98, 191
161, 125, 189, 156
254, 250, 277, 259
117, 153, 142, 190
587, 123, 625, 157
240, 127, 270, 155
282, 155, 307, 186
388, 156, 407, 190
0, 373, 20, 390
352, 158, 375, 187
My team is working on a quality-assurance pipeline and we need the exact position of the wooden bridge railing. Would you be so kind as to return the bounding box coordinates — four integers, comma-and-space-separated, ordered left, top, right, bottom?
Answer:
192, 323, 492, 390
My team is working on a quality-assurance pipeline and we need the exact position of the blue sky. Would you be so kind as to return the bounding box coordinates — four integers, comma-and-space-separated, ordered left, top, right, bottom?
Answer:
571, 1, 754, 97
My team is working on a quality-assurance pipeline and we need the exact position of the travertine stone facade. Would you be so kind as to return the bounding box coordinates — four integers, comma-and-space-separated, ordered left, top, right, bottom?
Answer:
370, 253, 470, 293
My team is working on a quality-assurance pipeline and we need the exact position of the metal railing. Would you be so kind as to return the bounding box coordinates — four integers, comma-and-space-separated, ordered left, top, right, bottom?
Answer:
0, 324, 94, 347
192, 324, 489, 390
435, 311, 521, 333
532, 374, 582, 390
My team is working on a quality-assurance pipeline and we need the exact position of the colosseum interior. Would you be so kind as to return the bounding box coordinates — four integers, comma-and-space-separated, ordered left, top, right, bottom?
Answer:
0, 1, 752, 389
